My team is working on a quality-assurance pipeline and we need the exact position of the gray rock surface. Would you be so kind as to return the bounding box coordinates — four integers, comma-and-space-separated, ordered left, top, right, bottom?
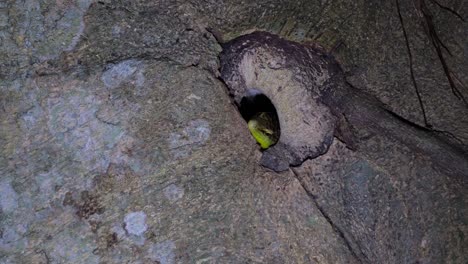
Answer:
1, 0, 467, 263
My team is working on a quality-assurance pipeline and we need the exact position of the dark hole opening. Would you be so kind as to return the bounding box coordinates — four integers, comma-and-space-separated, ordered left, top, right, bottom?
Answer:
239, 90, 281, 148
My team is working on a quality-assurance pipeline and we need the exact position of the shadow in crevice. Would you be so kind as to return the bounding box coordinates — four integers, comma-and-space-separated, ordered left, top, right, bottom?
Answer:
239, 89, 279, 123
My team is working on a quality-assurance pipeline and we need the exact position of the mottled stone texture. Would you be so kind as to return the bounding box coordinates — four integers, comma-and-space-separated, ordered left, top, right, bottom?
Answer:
1, 0, 467, 263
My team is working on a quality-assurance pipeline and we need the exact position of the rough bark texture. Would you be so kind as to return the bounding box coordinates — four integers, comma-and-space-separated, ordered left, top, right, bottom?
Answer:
1, 0, 467, 263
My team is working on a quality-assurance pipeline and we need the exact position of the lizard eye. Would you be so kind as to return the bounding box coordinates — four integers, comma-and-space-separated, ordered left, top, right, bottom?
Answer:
262, 128, 273, 135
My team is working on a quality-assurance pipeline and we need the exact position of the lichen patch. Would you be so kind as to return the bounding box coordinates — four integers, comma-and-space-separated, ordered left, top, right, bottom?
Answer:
0, 181, 19, 214
123, 211, 148, 236
163, 184, 185, 202
101, 59, 144, 89
148, 240, 176, 264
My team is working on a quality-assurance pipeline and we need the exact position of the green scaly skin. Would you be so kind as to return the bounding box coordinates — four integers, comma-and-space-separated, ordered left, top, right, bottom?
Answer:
247, 112, 280, 149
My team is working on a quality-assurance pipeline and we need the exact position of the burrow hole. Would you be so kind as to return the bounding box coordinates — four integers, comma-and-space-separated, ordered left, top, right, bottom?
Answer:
239, 89, 281, 148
